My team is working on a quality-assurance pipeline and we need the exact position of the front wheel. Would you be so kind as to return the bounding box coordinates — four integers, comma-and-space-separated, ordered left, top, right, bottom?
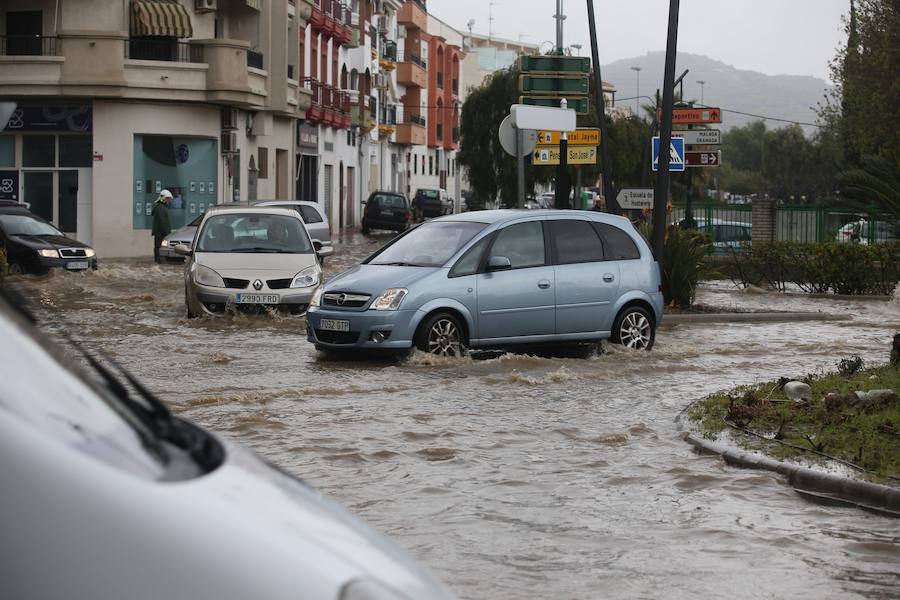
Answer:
415, 312, 467, 357
611, 306, 655, 351
7, 262, 25, 275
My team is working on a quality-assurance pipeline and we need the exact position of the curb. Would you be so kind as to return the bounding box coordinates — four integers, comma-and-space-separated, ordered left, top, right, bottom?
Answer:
663, 312, 853, 325
682, 432, 900, 517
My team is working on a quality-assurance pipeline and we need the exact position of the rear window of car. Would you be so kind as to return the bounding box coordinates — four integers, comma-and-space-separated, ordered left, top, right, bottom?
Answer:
593, 223, 641, 260
371, 194, 407, 208
297, 205, 324, 224
551, 220, 604, 264
416, 189, 439, 199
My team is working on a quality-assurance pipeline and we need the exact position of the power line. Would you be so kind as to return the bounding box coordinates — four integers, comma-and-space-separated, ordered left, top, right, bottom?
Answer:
617, 96, 823, 128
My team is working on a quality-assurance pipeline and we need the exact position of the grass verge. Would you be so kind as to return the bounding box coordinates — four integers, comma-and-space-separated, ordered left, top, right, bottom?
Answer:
687, 360, 900, 481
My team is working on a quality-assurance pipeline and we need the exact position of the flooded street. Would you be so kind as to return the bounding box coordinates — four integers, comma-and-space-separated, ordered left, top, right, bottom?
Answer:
11, 231, 900, 600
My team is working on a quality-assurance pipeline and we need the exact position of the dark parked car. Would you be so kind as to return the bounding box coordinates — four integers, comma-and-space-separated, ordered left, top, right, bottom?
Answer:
0, 206, 97, 274
413, 188, 451, 219
362, 192, 412, 234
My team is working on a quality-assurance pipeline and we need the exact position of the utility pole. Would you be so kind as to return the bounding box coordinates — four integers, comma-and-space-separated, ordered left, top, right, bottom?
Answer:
586, 0, 616, 213
554, 0, 568, 209
653, 0, 680, 261
630, 66, 641, 115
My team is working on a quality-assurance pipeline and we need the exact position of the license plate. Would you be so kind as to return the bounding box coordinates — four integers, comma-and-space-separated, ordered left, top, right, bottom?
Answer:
66, 261, 89, 270
381, 210, 394, 216
236, 293, 279, 304
319, 318, 350, 332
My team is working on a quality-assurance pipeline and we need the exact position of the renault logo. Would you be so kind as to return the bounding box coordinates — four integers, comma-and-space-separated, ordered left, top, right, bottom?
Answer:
253, 279, 263, 290
337, 293, 347, 305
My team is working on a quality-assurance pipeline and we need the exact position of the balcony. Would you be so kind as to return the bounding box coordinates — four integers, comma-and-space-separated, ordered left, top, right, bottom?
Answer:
311, 0, 353, 44
378, 105, 397, 136
303, 78, 351, 129
397, 52, 427, 88
398, 1, 427, 30
126, 39, 204, 63
1, 35, 58, 56
380, 39, 397, 68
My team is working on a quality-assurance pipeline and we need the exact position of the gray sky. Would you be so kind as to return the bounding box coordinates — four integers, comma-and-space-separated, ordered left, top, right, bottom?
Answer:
428, 0, 850, 81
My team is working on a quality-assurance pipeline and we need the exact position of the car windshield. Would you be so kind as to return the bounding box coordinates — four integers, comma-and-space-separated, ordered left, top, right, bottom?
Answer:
369, 221, 487, 267
371, 194, 407, 208
196, 214, 312, 253
0, 214, 63, 237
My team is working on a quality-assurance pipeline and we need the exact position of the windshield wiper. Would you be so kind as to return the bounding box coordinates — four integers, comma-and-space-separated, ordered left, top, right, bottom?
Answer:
230, 247, 280, 253
377, 261, 428, 267
65, 337, 221, 472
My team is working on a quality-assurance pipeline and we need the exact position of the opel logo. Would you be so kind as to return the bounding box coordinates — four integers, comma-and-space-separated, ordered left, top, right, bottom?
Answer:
337, 293, 347, 305
253, 279, 263, 291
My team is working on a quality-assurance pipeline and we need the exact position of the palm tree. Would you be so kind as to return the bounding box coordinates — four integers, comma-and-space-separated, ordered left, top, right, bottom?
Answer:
838, 152, 900, 222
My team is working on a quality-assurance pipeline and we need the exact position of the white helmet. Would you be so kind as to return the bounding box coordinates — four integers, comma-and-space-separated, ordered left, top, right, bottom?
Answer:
159, 189, 173, 199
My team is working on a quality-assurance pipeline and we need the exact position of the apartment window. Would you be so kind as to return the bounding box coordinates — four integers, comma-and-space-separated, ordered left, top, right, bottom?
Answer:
258, 147, 269, 179
429, 156, 433, 175
413, 155, 417, 175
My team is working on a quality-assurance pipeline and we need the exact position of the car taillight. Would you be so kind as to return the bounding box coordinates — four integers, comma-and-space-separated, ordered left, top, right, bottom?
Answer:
364, 206, 370, 217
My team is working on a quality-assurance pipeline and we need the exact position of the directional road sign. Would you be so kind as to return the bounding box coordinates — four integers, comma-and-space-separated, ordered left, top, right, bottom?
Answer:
519, 55, 591, 74
685, 150, 721, 167
532, 145, 597, 166
672, 129, 721, 145
651, 136, 685, 172
520, 96, 590, 115
510, 104, 576, 132
536, 128, 600, 146
519, 74, 590, 95
616, 188, 654, 210
671, 107, 722, 124
498, 115, 538, 157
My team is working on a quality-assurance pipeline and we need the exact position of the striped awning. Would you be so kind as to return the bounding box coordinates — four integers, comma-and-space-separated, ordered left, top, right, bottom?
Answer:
131, 0, 193, 38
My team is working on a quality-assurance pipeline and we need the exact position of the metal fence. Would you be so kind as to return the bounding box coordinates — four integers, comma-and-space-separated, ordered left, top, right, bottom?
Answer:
127, 39, 203, 63
1, 35, 58, 56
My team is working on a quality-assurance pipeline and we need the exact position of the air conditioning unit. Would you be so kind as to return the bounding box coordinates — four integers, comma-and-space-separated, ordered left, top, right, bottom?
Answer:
221, 131, 237, 154
397, 25, 407, 39
195, 0, 217, 13
221, 108, 238, 131
377, 16, 389, 33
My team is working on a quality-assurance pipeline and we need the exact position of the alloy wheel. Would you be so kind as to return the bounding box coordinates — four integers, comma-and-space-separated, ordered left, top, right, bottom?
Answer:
426, 318, 464, 357
618, 311, 652, 349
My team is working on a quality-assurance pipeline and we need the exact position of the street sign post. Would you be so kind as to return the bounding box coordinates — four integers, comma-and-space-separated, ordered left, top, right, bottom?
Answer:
510, 104, 577, 132
616, 188, 655, 210
685, 150, 721, 167
537, 128, 600, 146
672, 129, 721, 145
670, 107, 722, 124
532, 145, 597, 166
651, 136, 685, 172
498, 115, 538, 157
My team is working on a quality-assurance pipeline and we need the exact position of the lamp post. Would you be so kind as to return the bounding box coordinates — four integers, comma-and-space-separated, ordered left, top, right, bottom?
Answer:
570, 43, 582, 56
696, 79, 706, 105
630, 66, 641, 115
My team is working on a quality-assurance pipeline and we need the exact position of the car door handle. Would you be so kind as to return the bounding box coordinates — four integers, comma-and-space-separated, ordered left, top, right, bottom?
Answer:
538, 279, 551, 289
603, 273, 615, 283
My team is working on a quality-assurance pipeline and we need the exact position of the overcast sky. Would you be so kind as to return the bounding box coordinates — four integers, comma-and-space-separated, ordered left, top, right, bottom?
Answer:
428, 0, 850, 81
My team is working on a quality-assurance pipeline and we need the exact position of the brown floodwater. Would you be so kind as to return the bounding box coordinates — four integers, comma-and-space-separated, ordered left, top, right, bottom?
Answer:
10, 231, 900, 600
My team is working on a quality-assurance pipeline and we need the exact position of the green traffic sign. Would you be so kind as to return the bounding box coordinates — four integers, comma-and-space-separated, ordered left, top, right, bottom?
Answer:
520, 96, 590, 115
519, 74, 589, 95
518, 55, 591, 74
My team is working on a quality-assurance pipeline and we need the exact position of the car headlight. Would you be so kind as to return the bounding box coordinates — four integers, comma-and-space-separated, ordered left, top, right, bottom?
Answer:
290, 265, 321, 288
160, 239, 169, 247
309, 286, 324, 308
84, 248, 96, 257
192, 264, 225, 288
371, 288, 408, 311
340, 579, 409, 600
39, 249, 59, 258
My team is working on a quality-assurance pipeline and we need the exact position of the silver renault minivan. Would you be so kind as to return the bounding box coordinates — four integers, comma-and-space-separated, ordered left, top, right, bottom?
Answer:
178, 206, 325, 317
307, 210, 663, 354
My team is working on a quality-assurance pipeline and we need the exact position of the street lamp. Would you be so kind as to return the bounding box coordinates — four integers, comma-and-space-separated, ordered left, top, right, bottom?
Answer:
630, 66, 641, 115
696, 80, 706, 105
570, 43, 582, 56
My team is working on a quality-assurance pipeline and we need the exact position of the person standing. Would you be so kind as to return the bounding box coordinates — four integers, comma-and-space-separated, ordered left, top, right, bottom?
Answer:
151, 189, 172, 263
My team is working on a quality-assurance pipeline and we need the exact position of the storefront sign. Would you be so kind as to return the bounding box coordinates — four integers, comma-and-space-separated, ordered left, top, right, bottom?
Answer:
3, 105, 92, 132
0, 171, 19, 201
93, 152, 103, 162
297, 123, 318, 150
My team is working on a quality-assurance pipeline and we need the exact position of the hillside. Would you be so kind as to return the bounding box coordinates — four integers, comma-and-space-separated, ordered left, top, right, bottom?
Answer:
602, 52, 832, 135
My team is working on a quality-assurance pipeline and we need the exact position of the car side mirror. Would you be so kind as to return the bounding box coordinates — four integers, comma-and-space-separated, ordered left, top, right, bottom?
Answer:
314, 241, 334, 257
487, 256, 512, 271
174, 244, 192, 256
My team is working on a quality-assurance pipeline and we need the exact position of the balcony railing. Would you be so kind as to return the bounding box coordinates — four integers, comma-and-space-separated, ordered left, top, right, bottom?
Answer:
1, 35, 58, 56
126, 38, 203, 63
436, 72, 443, 89
403, 113, 425, 127
381, 39, 397, 62
247, 49, 264, 69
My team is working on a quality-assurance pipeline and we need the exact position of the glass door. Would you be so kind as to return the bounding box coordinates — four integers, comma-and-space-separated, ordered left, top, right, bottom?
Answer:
23, 172, 53, 222
58, 170, 78, 234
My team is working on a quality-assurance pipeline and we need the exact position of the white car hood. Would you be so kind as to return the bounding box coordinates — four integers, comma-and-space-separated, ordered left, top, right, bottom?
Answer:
196, 251, 318, 277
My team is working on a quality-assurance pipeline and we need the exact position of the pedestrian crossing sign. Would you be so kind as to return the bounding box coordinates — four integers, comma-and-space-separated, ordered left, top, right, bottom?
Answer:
651, 137, 686, 172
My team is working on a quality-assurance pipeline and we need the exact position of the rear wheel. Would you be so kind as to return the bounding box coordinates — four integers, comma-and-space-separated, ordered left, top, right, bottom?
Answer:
415, 312, 467, 357
611, 306, 655, 351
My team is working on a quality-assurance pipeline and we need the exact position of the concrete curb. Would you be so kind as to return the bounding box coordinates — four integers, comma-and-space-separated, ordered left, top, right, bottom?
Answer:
663, 312, 853, 325
682, 432, 900, 517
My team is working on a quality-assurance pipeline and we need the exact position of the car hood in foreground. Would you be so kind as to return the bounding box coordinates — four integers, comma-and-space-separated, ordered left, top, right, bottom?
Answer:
196, 251, 318, 276
324, 264, 440, 295
10, 234, 91, 250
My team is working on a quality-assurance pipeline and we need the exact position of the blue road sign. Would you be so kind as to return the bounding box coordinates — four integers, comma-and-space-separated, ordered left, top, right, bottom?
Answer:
652, 136, 685, 172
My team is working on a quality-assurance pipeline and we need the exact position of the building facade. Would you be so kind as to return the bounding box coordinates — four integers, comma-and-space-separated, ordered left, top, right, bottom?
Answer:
1, 0, 316, 257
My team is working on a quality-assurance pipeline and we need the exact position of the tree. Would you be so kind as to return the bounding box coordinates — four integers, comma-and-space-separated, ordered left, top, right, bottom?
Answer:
838, 152, 900, 221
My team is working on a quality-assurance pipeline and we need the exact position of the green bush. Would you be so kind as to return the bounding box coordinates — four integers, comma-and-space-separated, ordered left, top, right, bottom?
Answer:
640, 223, 715, 307
723, 241, 900, 295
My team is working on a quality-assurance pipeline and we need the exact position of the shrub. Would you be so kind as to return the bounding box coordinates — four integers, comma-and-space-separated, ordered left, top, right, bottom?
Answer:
723, 241, 900, 296
640, 223, 716, 307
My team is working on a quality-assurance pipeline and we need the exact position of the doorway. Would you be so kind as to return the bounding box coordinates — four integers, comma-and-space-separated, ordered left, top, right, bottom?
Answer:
22, 169, 92, 241
6, 10, 42, 56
